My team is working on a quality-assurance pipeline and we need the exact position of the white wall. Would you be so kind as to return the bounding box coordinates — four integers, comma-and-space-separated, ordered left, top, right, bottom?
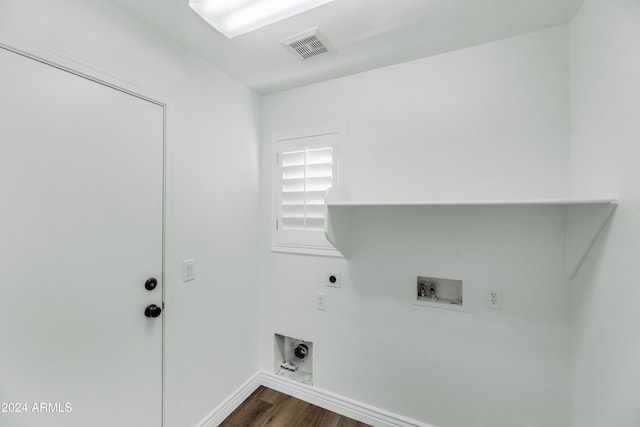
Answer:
0, 1, 260, 426
262, 27, 571, 203
260, 27, 572, 427
570, 1, 640, 426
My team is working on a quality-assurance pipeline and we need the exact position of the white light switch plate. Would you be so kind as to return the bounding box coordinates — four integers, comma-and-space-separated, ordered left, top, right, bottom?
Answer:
183, 259, 196, 282
316, 292, 327, 310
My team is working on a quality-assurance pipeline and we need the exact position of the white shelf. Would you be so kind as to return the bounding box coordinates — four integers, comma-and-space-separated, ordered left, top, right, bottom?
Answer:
327, 198, 618, 207
323, 189, 618, 276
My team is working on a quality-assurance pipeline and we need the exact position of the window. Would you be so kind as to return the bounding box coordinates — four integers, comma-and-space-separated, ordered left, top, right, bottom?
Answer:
272, 126, 344, 256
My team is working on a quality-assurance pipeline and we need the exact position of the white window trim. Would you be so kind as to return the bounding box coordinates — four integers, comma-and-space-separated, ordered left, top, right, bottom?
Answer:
271, 124, 346, 257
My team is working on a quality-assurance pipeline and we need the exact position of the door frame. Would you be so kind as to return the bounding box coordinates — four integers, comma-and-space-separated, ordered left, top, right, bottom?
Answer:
0, 29, 168, 427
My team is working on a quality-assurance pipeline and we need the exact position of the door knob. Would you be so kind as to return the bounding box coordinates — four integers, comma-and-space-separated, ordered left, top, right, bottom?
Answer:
144, 304, 162, 318
145, 278, 158, 291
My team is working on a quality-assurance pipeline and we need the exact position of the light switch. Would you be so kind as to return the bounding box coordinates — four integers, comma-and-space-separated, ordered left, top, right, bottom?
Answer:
183, 259, 196, 282
316, 292, 327, 311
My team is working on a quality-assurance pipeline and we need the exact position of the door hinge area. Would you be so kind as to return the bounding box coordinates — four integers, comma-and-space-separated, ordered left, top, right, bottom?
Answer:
276, 153, 279, 165
276, 219, 279, 230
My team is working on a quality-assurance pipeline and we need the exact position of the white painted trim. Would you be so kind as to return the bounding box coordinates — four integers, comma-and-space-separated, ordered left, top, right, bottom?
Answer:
194, 373, 263, 427
257, 371, 434, 427
271, 245, 343, 257
195, 370, 435, 427
270, 124, 347, 258
0, 28, 166, 106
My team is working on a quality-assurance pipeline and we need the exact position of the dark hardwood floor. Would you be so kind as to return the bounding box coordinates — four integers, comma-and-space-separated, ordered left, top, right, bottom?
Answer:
219, 386, 371, 427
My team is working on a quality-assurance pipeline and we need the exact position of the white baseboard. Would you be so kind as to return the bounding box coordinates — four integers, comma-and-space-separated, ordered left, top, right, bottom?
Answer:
194, 373, 262, 427
196, 370, 434, 427
257, 371, 434, 427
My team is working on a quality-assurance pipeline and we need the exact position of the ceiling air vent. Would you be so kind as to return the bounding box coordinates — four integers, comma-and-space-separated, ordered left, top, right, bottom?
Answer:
281, 27, 329, 61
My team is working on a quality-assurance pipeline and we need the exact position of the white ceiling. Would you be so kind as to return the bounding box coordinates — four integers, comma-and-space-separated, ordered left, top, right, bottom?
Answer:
106, 0, 584, 94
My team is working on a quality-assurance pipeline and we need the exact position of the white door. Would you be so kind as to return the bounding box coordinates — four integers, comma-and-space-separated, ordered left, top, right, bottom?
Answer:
0, 46, 164, 427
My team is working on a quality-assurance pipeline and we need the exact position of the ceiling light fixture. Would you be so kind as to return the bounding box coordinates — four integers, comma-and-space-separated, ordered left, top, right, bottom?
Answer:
189, 0, 336, 39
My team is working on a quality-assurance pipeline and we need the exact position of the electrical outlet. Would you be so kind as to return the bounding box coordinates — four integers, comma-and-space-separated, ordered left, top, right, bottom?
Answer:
326, 271, 341, 288
486, 287, 502, 310
316, 292, 327, 311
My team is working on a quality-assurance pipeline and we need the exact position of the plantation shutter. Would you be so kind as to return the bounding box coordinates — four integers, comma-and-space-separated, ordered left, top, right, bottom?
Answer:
273, 129, 341, 256
281, 146, 333, 231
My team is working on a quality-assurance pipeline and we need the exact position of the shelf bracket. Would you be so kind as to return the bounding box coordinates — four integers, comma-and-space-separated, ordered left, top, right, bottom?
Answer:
324, 188, 350, 257
567, 201, 618, 280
